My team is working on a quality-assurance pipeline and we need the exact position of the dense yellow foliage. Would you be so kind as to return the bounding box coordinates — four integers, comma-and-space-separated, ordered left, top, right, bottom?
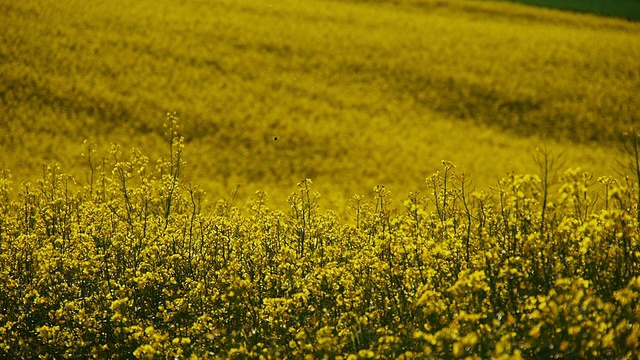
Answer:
1, 0, 639, 209
1, 119, 639, 358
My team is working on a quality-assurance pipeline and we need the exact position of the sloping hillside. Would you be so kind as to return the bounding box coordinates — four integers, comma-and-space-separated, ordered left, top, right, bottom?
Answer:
0, 0, 638, 209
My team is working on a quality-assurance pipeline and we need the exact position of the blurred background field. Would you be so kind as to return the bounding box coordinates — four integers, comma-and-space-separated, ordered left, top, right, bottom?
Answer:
1, 0, 639, 213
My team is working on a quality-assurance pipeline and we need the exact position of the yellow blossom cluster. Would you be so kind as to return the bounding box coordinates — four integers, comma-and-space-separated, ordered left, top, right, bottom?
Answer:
1, 121, 639, 358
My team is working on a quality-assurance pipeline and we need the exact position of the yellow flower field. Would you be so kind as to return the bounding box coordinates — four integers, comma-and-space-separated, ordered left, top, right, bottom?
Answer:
1, 0, 639, 211
0, 117, 639, 358
1, 0, 640, 357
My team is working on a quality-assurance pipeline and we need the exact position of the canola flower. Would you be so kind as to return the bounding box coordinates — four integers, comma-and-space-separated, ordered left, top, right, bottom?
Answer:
0, 117, 639, 358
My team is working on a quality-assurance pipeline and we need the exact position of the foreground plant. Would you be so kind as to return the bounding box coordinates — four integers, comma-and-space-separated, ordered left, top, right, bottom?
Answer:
0, 116, 638, 359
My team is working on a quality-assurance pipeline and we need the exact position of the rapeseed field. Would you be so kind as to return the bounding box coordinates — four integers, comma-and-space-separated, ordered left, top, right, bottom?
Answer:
0, 117, 639, 358
1, 0, 639, 210
1, 0, 640, 357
